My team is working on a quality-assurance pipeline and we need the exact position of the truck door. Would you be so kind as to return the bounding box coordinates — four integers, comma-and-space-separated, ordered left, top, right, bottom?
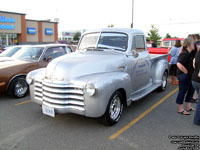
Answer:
131, 35, 151, 91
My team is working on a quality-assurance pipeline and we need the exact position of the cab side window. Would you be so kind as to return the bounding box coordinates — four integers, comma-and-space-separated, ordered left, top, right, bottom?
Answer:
43, 46, 67, 60
132, 35, 146, 52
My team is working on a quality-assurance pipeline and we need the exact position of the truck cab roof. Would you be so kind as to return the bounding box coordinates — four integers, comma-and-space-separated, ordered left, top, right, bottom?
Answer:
83, 28, 145, 36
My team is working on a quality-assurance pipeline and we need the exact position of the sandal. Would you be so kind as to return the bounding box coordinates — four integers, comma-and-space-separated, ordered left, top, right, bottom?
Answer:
173, 82, 178, 85
191, 99, 198, 103
178, 110, 190, 115
186, 107, 196, 112
171, 81, 178, 85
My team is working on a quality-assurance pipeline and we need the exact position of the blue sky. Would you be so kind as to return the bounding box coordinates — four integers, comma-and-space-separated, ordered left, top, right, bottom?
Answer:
1, 0, 200, 37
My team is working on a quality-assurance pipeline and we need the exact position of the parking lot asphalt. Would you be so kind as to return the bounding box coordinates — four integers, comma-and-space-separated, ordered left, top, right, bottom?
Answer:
0, 80, 199, 150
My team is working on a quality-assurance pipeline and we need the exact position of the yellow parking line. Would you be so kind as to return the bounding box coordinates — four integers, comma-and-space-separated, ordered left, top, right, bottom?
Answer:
109, 87, 178, 140
15, 100, 32, 106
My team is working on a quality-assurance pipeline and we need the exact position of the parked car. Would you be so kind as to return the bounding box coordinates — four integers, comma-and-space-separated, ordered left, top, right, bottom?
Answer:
0, 44, 72, 98
66, 45, 73, 53
0, 46, 23, 59
27, 28, 169, 125
147, 38, 184, 61
0, 45, 5, 54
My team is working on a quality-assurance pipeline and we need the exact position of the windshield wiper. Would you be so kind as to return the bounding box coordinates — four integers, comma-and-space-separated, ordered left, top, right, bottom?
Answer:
80, 47, 103, 51
112, 48, 125, 51
99, 47, 125, 51
97, 44, 126, 51
97, 46, 109, 49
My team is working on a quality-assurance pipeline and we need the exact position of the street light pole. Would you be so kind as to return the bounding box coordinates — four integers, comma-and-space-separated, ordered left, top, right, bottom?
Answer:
131, 0, 134, 28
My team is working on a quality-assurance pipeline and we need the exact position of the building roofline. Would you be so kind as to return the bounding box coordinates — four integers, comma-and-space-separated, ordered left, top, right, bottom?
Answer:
0, 10, 26, 15
26, 19, 58, 23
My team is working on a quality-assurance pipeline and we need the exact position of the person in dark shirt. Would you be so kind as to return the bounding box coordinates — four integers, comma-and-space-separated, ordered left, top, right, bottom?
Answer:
151, 40, 157, 48
192, 50, 200, 125
190, 34, 200, 103
189, 34, 200, 59
176, 37, 195, 115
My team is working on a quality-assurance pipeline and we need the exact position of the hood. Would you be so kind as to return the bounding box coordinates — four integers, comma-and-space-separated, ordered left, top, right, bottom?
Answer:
45, 50, 127, 82
0, 58, 35, 70
0, 57, 13, 62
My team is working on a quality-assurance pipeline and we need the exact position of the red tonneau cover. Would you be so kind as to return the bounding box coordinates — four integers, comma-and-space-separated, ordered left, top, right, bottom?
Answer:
148, 47, 168, 54
148, 47, 170, 62
148, 38, 184, 62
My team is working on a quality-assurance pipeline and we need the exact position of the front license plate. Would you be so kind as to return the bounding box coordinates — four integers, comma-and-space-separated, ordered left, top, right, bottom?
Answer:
42, 105, 55, 117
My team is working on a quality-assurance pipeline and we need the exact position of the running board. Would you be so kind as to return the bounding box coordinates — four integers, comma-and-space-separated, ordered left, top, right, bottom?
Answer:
131, 83, 161, 101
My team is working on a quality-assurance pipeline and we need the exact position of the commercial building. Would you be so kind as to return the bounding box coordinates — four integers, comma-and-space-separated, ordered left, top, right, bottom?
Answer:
0, 11, 58, 46
58, 30, 81, 41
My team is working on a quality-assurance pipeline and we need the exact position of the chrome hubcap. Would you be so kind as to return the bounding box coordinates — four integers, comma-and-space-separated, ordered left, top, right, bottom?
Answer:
162, 74, 167, 88
15, 80, 27, 96
109, 96, 121, 120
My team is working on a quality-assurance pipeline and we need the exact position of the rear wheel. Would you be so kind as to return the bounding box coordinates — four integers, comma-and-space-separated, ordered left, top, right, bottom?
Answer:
157, 72, 168, 92
99, 91, 124, 126
8, 77, 28, 98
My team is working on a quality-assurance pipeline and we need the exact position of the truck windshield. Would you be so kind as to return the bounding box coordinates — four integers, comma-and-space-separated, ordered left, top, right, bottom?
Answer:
79, 32, 128, 51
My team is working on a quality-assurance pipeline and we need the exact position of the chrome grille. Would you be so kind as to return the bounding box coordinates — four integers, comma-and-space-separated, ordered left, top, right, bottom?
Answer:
34, 79, 43, 102
34, 79, 85, 110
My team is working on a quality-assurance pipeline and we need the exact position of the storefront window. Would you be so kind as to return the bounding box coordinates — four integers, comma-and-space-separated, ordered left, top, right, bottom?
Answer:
0, 33, 20, 46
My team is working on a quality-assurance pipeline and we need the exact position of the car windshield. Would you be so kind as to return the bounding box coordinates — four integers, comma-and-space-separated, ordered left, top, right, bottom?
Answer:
79, 32, 128, 51
0, 47, 21, 57
162, 41, 176, 48
12, 47, 45, 60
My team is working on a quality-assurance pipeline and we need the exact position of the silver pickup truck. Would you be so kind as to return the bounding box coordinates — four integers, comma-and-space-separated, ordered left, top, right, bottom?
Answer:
27, 28, 169, 125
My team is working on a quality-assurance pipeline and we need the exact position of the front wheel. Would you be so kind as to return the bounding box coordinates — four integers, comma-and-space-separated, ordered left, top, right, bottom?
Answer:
157, 72, 168, 92
8, 77, 29, 98
99, 91, 124, 126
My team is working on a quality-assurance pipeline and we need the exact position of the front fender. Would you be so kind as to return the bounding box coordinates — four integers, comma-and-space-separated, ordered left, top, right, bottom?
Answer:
76, 72, 132, 118
28, 68, 46, 105
151, 59, 169, 84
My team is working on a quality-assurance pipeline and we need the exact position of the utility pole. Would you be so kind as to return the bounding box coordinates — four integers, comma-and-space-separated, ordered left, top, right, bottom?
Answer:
131, 0, 134, 28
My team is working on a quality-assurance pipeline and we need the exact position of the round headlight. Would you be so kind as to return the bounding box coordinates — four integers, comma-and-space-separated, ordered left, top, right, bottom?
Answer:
86, 84, 96, 96
26, 75, 33, 85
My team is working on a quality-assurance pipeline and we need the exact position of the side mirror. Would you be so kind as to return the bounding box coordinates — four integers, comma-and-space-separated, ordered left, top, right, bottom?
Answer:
132, 50, 139, 58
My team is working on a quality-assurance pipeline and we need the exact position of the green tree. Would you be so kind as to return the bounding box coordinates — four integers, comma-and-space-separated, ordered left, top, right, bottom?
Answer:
108, 24, 114, 28
73, 32, 81, 41
147, 25, 161, 45
165, 33, 171, 38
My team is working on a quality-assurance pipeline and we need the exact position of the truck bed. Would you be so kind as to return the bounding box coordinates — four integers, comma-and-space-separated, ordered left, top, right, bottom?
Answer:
148, 47, 171, 62
150, 54, 169, 63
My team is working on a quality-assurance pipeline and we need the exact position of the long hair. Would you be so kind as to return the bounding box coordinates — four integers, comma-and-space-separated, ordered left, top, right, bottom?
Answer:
174, 40, 181, 48
183, 37, 193, 49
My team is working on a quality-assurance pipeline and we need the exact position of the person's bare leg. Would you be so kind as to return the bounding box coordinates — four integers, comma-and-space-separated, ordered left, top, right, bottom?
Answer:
178, 104, 190, 114
171, 76, 174, 84
193, 91, 198, 100
186, 102, 196, 111
175, 76, 178, 83
173, 76, 176, 83
171, 76, 177, 84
